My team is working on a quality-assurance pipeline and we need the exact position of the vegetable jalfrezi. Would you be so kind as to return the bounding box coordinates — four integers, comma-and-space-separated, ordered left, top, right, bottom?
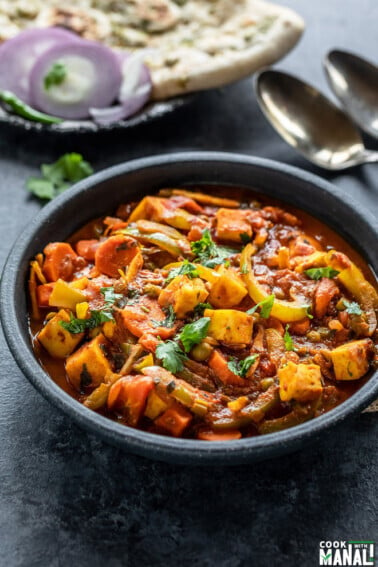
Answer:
29, 189, 378, 440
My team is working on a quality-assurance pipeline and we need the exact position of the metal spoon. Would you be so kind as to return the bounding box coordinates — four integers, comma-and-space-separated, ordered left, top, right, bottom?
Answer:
324, 49, 378, 138
254, 70, 378, 170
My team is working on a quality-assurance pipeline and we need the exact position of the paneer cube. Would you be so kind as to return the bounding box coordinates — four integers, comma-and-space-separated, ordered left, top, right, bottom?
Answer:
65, 334, 112, 391
204, 309, 253, 344
208, 266, 247, 308
38, 309, 84, 359
159, 275, 209, 319
215, 208, 252, 243
329, 339, 371, 380
278, 361, 323, 402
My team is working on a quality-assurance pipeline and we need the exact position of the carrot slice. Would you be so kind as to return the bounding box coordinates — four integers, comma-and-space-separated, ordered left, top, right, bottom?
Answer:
95, 235, 139, 278
197, 429, 242, 441
314, 278, 339, 318
208, 350, 246, 386
75, 239, 100, 261
36, 283, 55, 307
43, 242, 78, 282
289, 318, 310, 335
107, 375, 154, 426
120, 297, 177, 340
154, 403, 192, 437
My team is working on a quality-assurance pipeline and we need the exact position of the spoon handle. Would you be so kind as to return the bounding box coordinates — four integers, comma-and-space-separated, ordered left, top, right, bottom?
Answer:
361, 150, 378, 164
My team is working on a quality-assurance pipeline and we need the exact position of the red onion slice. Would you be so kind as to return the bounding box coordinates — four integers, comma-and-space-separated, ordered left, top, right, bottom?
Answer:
29, 41, 122, 119
90, 83, 151, 124
0, 28, 80, 104
90, 53, 152, 124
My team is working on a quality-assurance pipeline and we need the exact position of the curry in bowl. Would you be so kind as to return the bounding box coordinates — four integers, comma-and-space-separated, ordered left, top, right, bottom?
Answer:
28, 189, 378, 441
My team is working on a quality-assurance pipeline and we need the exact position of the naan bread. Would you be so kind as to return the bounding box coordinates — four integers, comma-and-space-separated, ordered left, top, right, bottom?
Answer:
0, 0, 304, 100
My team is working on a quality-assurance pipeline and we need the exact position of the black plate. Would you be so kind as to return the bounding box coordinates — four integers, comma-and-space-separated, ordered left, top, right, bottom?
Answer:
0, 94, 194, 133
1, 152, 377, 465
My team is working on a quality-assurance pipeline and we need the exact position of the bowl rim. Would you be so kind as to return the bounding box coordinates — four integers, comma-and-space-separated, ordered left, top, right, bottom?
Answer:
1, 151, 377, 465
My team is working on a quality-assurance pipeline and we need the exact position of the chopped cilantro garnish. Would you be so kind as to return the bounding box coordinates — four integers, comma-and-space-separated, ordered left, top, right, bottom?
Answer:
44, 62, 67, 90
179, 317, 210, 353
152, 305, 176, 328
240, 232, 252, 245
240, 263, 248, 275
191, 229, 236, 267
247, 294, 275, 318
60, 309, 114, 334
344, 300, 363, 315
228, 354, 259, 378
100, 287, 123, 306
26, 153, 93, 201
155, 340, 188, 373
165, 260, 199, 284
193, 302, 212, 317
283, 324, 295, 351
304, 267, 339, 280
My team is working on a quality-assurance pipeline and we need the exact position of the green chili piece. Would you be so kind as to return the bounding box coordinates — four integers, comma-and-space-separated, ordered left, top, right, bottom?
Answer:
0, 90, 63, 124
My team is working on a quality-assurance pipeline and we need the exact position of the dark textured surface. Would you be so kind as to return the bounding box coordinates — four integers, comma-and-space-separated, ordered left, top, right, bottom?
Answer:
0, 1, 377, 565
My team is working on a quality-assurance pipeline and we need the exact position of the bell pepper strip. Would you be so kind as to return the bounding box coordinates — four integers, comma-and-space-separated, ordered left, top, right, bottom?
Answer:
48, 279, 87, 310
240, 385, 280, 423
326, 250, 378, 335
257, 407, 312, 434
120, 226, 190, 258
240, 243, 310, 322
136, 219, 183, 240
141, 366, 216, 412
83, 382, 111, 410
162, 189, 240, 209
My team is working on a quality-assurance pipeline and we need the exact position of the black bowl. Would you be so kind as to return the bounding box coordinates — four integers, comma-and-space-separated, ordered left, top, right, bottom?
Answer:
1, 152, 377, 465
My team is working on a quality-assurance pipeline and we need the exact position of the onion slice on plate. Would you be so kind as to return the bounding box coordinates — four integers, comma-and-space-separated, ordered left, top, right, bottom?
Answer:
29, 40, 122, 119
90, 53, 152, 124
0, 28, 81, 104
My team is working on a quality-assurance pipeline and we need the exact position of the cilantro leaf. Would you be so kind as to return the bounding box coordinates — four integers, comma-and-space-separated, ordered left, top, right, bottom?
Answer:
304, 267, 339, 280
193, 302, 212, 317
152, 305, 176, 328
100, 286, 123, 306
26, 178, 55, 200
283, 324, 295, 351
240, 232, 251, 245
60, 309, 114, 334
165, 260, 199, 284
27, 153, 93, 201
240, 263, 248, 274
344, 300, 363, 315
247, 294, 275, 318
179, 317, 210, 353
44, 62, 67, 90
191, 229, 236, 267
156, 340, 188, 373
228, 354, 259, 378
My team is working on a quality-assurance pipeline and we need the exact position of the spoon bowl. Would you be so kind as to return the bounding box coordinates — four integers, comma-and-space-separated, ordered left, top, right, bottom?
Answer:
324, 50, 378, 138
255, 70, 378, 170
